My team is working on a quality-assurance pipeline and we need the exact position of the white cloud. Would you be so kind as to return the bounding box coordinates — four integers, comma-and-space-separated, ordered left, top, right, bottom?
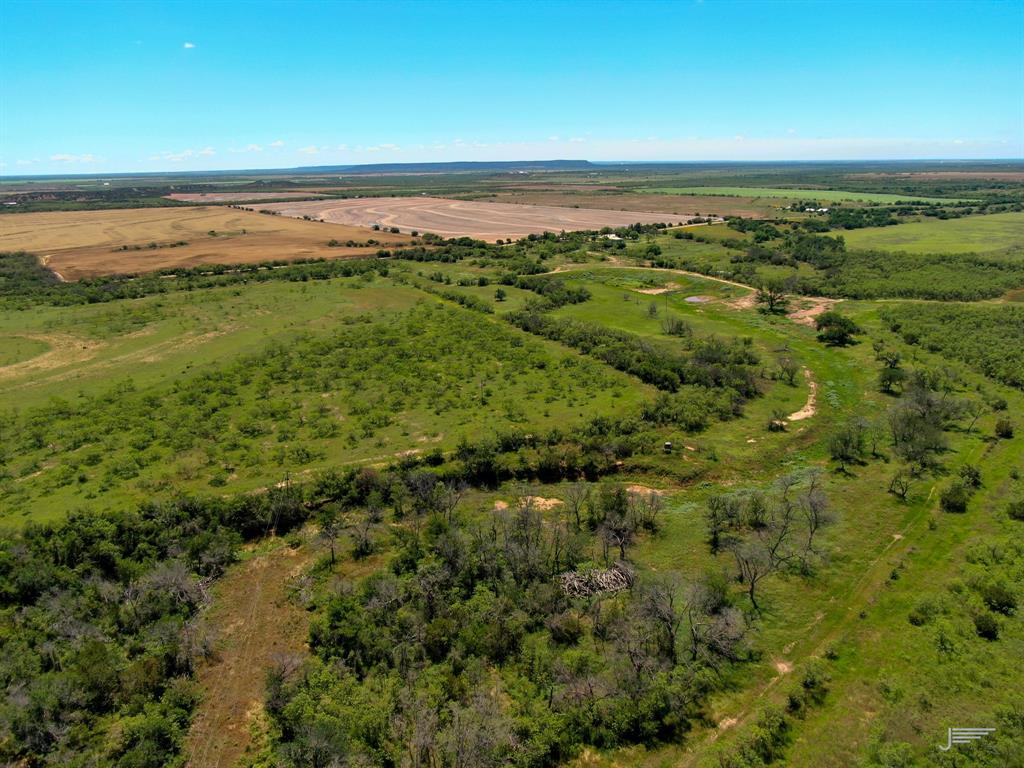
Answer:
15, 159, 36, 166
569, 137, 586, 143
547, 136, 560, 142
297, 145, 319, 155
150, 148, 208, 162
183, 42, 195, 49
269, 139, 285, 148
336, 143, 349, 151
50, 153, 99, 163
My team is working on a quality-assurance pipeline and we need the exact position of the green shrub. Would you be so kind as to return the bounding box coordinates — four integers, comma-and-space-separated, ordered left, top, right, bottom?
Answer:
1008, 499, 1024, 522
974, 612, 1000, 641
939, 481, 970, 513
908, 597, 943, 626
977, 580, 1018, 616
959, 464, 982, 488
878, 305, 1024, 388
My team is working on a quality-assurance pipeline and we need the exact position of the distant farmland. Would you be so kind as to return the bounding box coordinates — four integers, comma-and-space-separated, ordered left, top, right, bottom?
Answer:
247, 196, 679, 240
0, 206, 412, 279
481, 190, 779, 218
164, 192, 328, 203
842, 211, 1024, 254
647, 186, 971, 204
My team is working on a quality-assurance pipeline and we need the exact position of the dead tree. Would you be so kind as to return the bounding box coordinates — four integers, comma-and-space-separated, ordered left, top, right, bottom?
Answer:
564, 480, 591, 531
798, 470, 832, 553
728, 537, 775, 612
888, 469, 912, 500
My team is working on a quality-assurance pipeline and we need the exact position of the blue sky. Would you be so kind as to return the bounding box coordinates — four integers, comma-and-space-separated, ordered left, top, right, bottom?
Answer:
1, 0, 1021, 174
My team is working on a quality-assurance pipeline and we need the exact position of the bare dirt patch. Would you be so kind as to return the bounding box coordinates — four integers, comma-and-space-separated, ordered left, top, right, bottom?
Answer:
726, 292, 759, 310
246, 196, 675, 242
635, 286, 673, 295
773, 659, 794, 675
627, 484, 666, 496
787, 297, 840, 327
788, 368, 818, 421
495, 497, 563, 511
526, 496, 564, 511
0, 206, 412, 280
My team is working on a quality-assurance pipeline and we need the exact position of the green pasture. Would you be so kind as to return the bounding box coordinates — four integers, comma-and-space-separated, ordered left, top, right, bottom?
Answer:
678, 223, 752, 242
0, 335, 49, 366
842, 211, 1024, 254
0, 278, 424, 409
0, 274, 657, 524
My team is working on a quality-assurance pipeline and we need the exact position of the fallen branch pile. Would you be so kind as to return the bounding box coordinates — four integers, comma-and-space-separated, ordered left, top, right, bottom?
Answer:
558, 562, 634, 598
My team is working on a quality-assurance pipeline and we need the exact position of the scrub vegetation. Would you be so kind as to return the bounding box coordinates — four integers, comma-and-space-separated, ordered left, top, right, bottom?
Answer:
0, 161, 1022, 768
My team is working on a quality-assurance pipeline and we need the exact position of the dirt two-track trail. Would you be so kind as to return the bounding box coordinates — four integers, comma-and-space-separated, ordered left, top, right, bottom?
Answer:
185, 538, 317, 768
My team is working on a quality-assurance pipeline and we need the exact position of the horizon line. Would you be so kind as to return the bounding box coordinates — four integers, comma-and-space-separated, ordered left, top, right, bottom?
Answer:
3, 157, 1024, 180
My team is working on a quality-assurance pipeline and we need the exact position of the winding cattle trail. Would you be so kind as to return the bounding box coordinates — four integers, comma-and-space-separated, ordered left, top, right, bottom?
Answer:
787, 368, 818, 421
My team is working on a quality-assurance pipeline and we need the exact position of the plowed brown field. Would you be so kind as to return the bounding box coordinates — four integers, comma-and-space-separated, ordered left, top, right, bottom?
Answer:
245, 196, 681, 241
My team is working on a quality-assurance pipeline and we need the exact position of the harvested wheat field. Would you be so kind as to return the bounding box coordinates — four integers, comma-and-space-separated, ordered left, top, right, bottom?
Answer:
165, 192, 327, 202
245, 196, 679, 241
0, 206, 412, 279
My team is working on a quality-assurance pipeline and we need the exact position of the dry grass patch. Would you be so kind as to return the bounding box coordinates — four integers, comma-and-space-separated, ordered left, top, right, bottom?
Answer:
0, 206, 412, 279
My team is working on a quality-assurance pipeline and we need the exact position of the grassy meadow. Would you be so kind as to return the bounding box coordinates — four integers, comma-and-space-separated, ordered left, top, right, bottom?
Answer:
0, 273, 654, 523
841, 210, 1024, 254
